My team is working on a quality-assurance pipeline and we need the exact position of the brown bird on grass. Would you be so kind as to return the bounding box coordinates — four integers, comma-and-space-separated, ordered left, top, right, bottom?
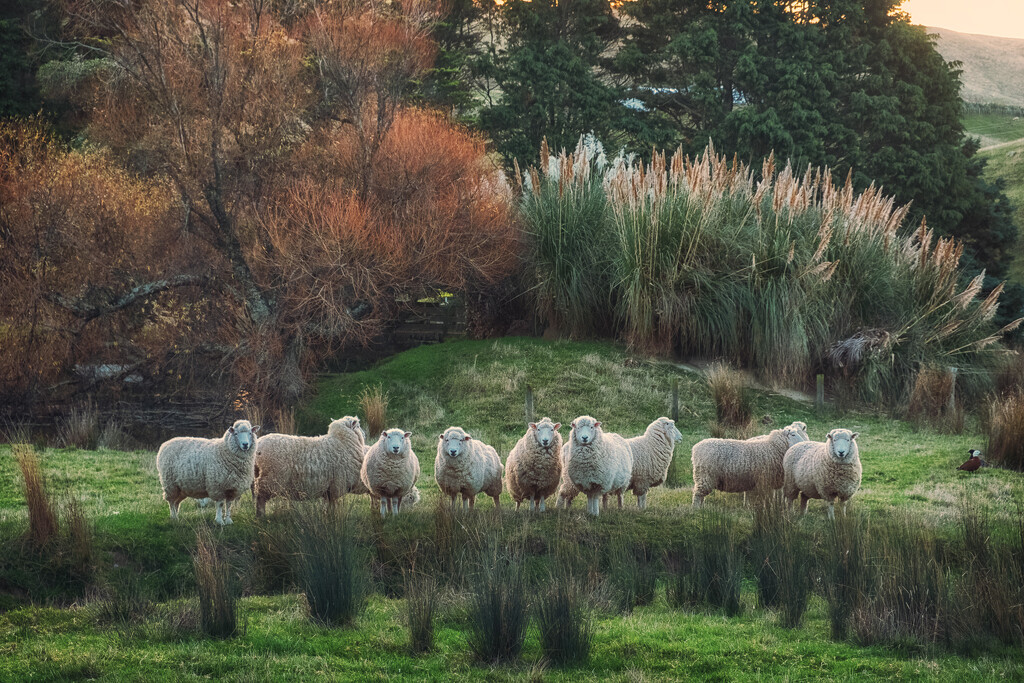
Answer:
957, 449, 983, 472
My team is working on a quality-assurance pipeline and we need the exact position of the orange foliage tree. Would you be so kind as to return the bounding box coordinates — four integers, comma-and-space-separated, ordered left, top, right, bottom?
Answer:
1, 0, 519, 419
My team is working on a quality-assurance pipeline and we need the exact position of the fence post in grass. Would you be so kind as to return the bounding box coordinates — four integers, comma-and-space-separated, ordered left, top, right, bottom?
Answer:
671, 378, 679, 422
816, 374, 825, 415
525, 384, 534, 426
948, 367, 958, 413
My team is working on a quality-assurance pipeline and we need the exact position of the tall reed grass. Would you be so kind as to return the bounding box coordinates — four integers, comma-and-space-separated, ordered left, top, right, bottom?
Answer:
987, 390, 1024, 470
467, 543, 529, 663
290, 504, 367, 626
521, 137, 1020, 402
192, 527, 239, 639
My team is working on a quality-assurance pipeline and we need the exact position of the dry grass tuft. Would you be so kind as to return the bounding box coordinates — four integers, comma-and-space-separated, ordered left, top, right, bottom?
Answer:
988, 391, 1024, 470
706, 363, 753, 433
908, 366, 963, 433
13, 444, 58, 547
359, 385, 389, 438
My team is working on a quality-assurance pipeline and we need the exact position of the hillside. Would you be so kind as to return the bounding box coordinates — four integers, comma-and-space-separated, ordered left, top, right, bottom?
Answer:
929, 26, 1024, 107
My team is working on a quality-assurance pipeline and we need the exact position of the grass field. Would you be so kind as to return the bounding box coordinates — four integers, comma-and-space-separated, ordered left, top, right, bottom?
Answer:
2, 338, 1024, 680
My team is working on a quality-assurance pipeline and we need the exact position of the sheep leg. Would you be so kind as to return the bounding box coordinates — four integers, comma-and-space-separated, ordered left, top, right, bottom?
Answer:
224, 498, 235, 524
214, 501, 226, 525
198, 498, 211, 508
395, 496, 403, 513
492, 495, 500, 510
587, 495, 600, 517
468, 495, 476, 510
799, 493, 809, 514
515, 500, 521, 511
602, 494, 609, 509
539, 497, 546, 512
826, 498, 836, 521
379, 497, 388, 518
617, 493, 624, 509
451, 495, 458, 510
637, 493, 647, 510
461, 495, 469, 511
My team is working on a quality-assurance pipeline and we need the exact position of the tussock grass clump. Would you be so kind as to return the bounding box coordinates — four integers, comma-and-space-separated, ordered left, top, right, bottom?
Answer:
192, 527, 239, 639
707, 363, 753, 430
608, 539, 657, 613
467, 544, 529, 663
522, 136, 1020, 401
819, 512, 871, 641
536, 568, 593, 667
94, 571, 153, 627
908, 366, 963, 433
667, 510, 742, 616
749, 500, 811, 627
14, 444, 58, 548
96, 420, 134, 451
987, 390, 1024, 470
56, 402, 99, 450
405, 571, 437, 653
359, 385, 389, 438
290, 504, 367, 627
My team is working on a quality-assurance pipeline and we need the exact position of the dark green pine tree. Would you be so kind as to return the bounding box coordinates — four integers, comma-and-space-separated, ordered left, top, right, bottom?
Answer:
473, 0, 624, 167
414, 0, 482, 123
0, 14, 41, 118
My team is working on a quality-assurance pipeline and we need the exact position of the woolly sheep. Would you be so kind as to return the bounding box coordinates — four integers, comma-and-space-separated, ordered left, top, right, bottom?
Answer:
361, 428, 420, 517
156, 419, 259, 525
783, 428, 862, 519
251, 416, 368, 516
505, 418, 562, 511
691, 421, 809, 507
562, 416, 633, 516
626, 417, 683, 509
435, 426, 503, 510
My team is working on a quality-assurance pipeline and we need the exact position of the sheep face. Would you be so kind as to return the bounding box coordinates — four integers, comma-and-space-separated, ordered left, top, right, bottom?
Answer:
439, 427, 471, 458
228, 420, 258, 452
571, 416, 601, 446
382, 429, 411, 456
826, 429, 859, 460
530, 419, 560, 449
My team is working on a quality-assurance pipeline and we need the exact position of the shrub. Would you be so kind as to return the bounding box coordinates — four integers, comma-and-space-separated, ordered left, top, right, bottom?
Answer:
359, 384, 389, 438
536, 569, 593, 667
405, 571, 437, 654
192, 527, 239, 639
467, 545, 529, 663
521, 137, 1019, 401
290, 504, 367, 627
987, 390, 1024, 470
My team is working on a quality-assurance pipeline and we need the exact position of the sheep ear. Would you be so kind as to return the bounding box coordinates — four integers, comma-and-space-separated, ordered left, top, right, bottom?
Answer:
553, 423, 561, 430
252, 425, 260, 434
529, 423, 537, 430
438, 433, 444, 440
826, 430, 834, 440
464, 435, 472, 441
381, 431, 387, 439
404, 432, 412, 439
594, 421, 601, 428
228, 426, 236, 434
570, 421, 575, 429
851, 432, 860, 440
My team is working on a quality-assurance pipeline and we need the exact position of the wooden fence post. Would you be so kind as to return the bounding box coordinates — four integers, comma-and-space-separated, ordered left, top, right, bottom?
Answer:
671, 378, 679, 422
816, 374, 825, 414
948, 367, 958, 413
525, 384, 534, 426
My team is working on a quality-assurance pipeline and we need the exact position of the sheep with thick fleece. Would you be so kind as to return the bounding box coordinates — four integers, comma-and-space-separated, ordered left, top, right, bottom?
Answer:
783, 428, 862, 519
626, 417, 683, 509
156, 419, 259, 525
562, 416, 633, 516
691, 421, 809, 507
505, 418, 562, 511
435, 427, 503, 509
361, 428, 420, 517
251, 416, 367, 516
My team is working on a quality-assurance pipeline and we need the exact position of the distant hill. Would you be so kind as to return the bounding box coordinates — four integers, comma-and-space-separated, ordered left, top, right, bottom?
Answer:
929, 27, 1024, 107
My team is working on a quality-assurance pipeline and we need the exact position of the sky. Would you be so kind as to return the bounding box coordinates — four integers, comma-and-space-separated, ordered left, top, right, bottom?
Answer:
903, 0, 1024, 40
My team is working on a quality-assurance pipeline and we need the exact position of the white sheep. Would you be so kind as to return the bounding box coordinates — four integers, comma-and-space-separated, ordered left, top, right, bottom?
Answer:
156, 419, 259, 525
562, 416, 633, 517
434, 426, 503, 510
361, 428, 420, 517
626, 417, 683, 509
783, 428, 862, 519
505, 418, 562, 511
691, 421, 809, 507
251, 416, 367, 516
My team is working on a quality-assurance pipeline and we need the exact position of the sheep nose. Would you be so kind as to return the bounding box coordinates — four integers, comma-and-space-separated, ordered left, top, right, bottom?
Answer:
448, 449, 458, 456
541, 439, 549, 446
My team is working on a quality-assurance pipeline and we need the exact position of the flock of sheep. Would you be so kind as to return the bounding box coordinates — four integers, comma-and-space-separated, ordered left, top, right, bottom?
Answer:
155, 413, 863, 524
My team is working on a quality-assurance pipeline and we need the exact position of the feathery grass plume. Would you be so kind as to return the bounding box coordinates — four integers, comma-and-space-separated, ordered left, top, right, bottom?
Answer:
820, 512, 871, 641
192, 526, 239, 639
290, 503, 367, 627
522, 135, 1016, 402
404, 570, 436, 654
466, 541, 529, 663
13, 444, 57, 548
987, 390, 1024, 470
359, 384, 389, 438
